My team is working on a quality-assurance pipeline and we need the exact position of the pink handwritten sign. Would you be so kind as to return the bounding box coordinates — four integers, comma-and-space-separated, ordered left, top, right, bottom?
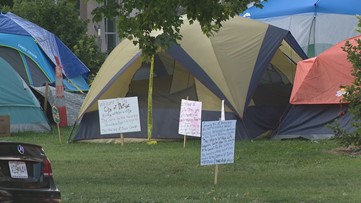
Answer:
178, 99, 202, 137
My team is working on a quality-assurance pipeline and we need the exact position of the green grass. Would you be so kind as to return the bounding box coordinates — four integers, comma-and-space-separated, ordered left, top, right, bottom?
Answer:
3, 127, 361, 203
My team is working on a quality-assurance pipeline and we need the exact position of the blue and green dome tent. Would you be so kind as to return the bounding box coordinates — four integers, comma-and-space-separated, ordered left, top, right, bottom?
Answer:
0, 58, 51, 132
0, 12, 90, 92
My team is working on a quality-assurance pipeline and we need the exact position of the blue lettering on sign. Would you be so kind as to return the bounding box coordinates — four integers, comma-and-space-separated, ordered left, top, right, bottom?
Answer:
200, 120, 236, 166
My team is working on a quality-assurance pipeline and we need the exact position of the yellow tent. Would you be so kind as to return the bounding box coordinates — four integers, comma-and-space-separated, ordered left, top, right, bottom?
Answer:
73, 16, 307, 142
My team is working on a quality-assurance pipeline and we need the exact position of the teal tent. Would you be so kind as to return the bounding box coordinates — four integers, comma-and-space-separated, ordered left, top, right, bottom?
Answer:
0, 58, 50, 133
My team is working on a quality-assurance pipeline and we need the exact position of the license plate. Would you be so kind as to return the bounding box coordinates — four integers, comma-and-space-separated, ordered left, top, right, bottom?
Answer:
9, 161, 28, 179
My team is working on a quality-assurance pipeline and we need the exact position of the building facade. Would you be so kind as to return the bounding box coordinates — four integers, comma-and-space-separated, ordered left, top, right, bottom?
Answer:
79, 0, 120, 52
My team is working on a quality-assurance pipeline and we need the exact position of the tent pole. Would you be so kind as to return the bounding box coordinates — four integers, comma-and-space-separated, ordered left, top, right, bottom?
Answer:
67, 121, 77, 143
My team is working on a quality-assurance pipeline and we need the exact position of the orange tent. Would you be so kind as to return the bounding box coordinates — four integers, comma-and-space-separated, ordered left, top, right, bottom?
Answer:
290, 35, 360, 104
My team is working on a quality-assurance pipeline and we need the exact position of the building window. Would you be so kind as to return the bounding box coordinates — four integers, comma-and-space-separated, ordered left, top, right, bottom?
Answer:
105, 18, 117, 51
104, 0, 119, 51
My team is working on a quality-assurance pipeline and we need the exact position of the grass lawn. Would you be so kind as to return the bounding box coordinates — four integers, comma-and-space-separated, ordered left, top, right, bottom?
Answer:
3, 127, 361, 203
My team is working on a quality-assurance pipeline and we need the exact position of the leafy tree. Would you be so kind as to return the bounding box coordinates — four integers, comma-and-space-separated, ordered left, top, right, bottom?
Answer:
72, 35, 107, 84
91, 0, 261, 61
0, 0, 13, 8
13, 0, 86, 52
10, 0, 105, 82
90, 0, 261, 141
331, 16, 361, 148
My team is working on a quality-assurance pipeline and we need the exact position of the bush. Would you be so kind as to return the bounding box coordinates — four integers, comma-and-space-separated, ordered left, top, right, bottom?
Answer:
73, 35, 108, 83
330, 16, 361, 148
330, 122, 361, 148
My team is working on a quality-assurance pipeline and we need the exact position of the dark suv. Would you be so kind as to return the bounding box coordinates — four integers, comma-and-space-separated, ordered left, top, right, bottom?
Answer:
0, 142, 61, 202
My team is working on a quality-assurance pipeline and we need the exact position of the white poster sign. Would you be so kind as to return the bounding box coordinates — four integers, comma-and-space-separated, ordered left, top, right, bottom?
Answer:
178, 99, 202, 137
98, 97, 141, 135
200, 120, 236, 166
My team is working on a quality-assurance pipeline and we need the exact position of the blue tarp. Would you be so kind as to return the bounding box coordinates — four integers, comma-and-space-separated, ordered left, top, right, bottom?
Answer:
243, 0, 361, 18
242, 0, 361, 57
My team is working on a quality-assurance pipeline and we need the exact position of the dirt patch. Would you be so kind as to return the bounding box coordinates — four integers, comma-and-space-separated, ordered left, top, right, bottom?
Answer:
327, 146, 361, 156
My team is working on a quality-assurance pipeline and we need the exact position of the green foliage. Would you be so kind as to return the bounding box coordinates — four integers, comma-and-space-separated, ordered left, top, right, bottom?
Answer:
0, 0, 13, 9
11, 0, 105, 80
72, 35, 107, 83
0, 5, 11, 12
13, 0, 86, 49
329, 122, 361, 147
331, 16, 361, 148
91, 0, 262, 61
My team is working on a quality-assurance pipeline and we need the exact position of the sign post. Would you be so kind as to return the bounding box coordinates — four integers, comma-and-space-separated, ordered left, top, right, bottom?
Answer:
183, 97, 189, 148
54, 56, 67, 127
44, 82, 49, 114
200, 120, 236, 185
200, 100, 236, 185
120, 133, 124, 146
216, 100, 225, 184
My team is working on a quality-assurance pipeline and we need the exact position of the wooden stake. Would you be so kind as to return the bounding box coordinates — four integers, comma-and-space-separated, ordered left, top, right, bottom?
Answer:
183, 134, 187, 148
120, 133, 124, 146
214, 164, 219, 185
44, 82, 49, 114
57, 123, 61, 144
183, 96, 189, 148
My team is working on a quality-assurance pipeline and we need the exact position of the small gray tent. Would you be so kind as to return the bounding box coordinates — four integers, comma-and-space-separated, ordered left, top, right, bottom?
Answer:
72, 16, 307, 142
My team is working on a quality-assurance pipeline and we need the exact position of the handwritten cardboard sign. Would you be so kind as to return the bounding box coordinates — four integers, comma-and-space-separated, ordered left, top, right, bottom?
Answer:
178, 99, 202, 137
200, 120, 236, 166
98, 97, 141, 135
